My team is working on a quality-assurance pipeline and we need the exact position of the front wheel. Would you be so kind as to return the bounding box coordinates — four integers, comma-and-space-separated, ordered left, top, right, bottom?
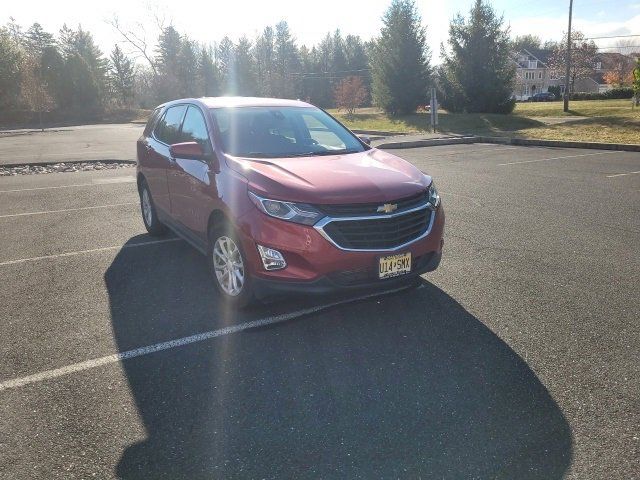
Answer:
208, 223, 254, 308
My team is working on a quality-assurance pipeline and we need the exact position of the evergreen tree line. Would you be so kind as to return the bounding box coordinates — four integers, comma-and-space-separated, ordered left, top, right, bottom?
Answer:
0, 19, 373, 113
1, 0, 519, 119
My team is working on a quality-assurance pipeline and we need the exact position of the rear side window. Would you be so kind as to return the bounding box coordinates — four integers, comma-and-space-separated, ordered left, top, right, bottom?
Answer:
143, 108, 162, 136
154, 105, 187, 144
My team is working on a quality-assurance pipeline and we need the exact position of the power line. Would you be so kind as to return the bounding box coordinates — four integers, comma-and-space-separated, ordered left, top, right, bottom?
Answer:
585, 34, 640, 40
287, 68, 371, 76
595, 45, 640, 50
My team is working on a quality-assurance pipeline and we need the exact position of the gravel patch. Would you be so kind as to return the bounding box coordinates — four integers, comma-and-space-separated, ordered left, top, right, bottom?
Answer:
0, 161, 135, 176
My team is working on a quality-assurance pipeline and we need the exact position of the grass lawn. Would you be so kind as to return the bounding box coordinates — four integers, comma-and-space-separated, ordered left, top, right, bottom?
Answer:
330, 99, 640, 145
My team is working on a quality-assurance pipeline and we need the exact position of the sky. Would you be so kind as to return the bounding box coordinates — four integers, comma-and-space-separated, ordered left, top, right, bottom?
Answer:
3, 0, 639, 64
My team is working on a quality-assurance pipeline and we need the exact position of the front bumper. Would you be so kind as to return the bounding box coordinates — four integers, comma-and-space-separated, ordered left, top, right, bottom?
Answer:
251, 250, 442, 300
236, 204, 445, 298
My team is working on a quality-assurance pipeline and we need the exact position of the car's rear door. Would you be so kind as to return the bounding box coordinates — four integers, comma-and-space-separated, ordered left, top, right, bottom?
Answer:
143, 105, 188, 216
167, 105, 217, 243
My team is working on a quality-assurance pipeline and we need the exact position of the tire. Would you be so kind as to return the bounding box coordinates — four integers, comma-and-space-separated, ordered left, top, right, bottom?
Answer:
208, 221, 254, 308
139, 179, 167, 236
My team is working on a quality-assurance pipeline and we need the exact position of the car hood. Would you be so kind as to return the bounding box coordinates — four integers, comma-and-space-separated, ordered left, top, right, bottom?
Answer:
225, 148, 430, 204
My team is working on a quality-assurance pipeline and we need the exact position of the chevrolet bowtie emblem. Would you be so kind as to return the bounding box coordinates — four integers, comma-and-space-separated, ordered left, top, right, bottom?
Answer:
377, 203, 398, 214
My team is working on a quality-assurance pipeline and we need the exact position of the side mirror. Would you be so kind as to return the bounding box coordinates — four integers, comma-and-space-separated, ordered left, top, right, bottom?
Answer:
360, 135, 371, 146
169, 141, 205, 160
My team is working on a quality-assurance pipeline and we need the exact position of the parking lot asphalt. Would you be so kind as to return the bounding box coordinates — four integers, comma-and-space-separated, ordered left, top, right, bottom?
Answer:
0, 124, 142, 165
0, 144, 638, 479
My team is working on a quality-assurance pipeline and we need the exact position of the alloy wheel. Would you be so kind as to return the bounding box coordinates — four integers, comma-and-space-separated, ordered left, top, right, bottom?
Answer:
213, 236, 245, 296
142, 188, 153, 226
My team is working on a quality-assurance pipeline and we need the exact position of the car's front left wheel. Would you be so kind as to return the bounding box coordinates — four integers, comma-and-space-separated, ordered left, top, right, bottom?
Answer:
208, 222, 254, 307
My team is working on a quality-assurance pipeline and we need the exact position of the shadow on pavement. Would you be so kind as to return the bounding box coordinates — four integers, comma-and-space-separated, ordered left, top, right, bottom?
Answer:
106, 236, 572, 479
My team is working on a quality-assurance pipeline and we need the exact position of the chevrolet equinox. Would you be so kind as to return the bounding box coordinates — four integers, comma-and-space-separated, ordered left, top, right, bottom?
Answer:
137, 97, 445, 306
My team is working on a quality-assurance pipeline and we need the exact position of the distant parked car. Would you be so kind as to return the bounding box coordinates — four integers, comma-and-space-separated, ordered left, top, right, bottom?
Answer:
529, 92, 556, 102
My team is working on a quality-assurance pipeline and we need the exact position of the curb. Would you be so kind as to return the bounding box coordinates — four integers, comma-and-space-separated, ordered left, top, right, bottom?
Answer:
352, 129, 411, 136
377, 135, 640, 152
481, 137, 640, 152
376, 136, 476, 149
1, 159, 136, 169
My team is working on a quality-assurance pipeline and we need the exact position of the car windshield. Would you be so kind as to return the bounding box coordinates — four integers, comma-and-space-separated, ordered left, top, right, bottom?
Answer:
210, 106, 366, 158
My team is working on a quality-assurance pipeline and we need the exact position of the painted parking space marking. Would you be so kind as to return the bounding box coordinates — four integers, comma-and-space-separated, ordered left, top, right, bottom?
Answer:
0, 237, 182, 267
0, 202, 136, 218
606, 170, 640, 178
0, 285, 411, 392
497, 151, 617, 166
0, 176, 135, 193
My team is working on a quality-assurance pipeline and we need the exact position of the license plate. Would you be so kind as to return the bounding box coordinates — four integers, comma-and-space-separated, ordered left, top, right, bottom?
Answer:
378, 252, 412, 279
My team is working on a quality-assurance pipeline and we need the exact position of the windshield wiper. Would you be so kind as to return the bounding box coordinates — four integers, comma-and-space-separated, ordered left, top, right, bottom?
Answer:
313, 148, 361, 156
242, 152, 281, 158
240, 149, 360, 158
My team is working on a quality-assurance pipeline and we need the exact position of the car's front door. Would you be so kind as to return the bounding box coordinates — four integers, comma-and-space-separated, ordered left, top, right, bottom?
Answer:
167, 105, 217, 243
145, 104, 188, 215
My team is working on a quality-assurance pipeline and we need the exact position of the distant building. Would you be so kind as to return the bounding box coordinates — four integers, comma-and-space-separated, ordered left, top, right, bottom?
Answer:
512, 48, 638, 100
512, 49, 557, 101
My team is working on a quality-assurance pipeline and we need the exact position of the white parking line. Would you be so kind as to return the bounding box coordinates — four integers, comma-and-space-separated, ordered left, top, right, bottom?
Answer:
0, 202, 136, 218
0, 238, 182, 267
606, 170, 640, 178
0, 177, 135, 193
497, 151, 617, 166
0, 285, 411, 392
421, 146, 519, 157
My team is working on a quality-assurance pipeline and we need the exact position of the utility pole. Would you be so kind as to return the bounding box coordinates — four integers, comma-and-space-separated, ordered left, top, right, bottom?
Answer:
563, 0, 573, 112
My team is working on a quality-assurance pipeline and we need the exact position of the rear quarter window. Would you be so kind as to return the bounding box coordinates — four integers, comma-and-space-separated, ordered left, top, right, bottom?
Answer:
143, 108, 162, 136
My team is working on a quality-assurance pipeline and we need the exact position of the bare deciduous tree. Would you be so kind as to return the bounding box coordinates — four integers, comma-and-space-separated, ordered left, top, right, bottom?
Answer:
547, 31, 598, 93
108, 15, 158, 77
19, 54, 55, 130
334, 76, 368, 115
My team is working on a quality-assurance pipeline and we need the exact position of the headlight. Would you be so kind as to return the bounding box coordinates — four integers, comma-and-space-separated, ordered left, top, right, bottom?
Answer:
249, 192, 323, 226
428, 182, 440, 207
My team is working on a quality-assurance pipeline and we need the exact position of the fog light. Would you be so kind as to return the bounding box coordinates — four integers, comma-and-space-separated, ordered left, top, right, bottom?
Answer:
257, 245, 287, 271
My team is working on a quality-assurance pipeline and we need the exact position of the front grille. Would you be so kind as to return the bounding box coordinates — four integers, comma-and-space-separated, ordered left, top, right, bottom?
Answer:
318, 191, 428, 216
322, 208, 432, 250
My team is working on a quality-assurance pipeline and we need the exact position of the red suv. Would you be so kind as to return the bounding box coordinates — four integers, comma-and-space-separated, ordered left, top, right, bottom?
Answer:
137, 97, 445, 306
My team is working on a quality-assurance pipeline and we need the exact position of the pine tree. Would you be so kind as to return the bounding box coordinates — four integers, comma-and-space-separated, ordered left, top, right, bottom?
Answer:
177, 39, 198, 97
371, 0, 431, 115
273, 21, 299, 98
198, 46, 219, 96
156, 26, 182, 101
439, 0, 515, 113
234, 36, 257, 96
108, 45, 135, 106
25, 23, 56, 56
217, 36, 236, 95
254, 26, 275, 97
55, 25, 108, 110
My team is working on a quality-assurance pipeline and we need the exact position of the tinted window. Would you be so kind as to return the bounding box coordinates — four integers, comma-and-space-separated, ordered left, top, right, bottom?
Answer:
143, 108, 162, 136
180, 106, 210, 148
154, 105, 187, 144
210, 106, 365, 158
